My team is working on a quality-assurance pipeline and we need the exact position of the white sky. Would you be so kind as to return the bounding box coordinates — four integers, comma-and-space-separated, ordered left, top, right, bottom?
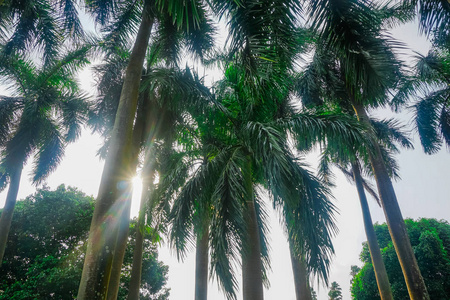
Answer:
1, 10, 450, 300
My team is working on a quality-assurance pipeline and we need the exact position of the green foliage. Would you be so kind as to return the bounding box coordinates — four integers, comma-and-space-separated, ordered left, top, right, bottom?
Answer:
351, 218, 450, 299
0, 185, 169, 300
328, 281, 343, 300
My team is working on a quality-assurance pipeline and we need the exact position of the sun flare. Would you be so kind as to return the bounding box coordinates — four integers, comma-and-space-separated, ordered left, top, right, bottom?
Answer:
130, 176, 143, 218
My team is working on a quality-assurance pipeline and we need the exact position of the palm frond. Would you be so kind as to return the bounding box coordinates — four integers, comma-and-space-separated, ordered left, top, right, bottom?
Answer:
370, 118, 414, 152
32, 118, 65, 184
102, 2, 143, 51
254, 189, 271, 288
0, 52, 37, 95
59, 93, 90, 142
281, 164, 337, 285
85, 0, 123, 26
0, 96, 24, 144
152, 13, 182, 64
34, 0, 61, 65
210, 0, 300, 77
309, 0, 403, 106
58, 0, 85, 41
41, 44, 92, 88
277, 111, 369, 157
404, 0, 450, 40
413, 89, 449, 153
209, 146, 248, 300
440, 104, 450, 148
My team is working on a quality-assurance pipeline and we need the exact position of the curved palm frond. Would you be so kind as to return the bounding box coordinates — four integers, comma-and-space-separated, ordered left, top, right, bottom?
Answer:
32, 118, 65, 184
101, 2, 143, 51
209, 146, 247, 300
277, 111, 370, 157
403, 0, 450, 45
414, 90, 450, 153
59, 93, 91, 143
0, 96, 24, 145
396, 51, 450, 153
282, 165, 337, 285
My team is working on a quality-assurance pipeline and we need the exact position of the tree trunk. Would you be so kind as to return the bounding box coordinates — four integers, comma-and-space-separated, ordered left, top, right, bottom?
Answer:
289, 243, 312, 300
195, 222, 209, 300
106, 197, 132, 300
242, 158, 264, 300
77, 2, 154, 299
127, 178, 153, 300
0, 163, 23, 266
351, 102, 430, 300
351, 162, 393, 300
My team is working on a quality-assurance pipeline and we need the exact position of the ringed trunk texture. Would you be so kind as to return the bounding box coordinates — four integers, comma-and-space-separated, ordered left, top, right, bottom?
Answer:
351, 162, 393, 300
77, 3, 154, 299
195, 223, 209, 300
289, 244, 312, 300
0, 163, 23, 266
352, 102, 430, 300
242, 158, 264, 300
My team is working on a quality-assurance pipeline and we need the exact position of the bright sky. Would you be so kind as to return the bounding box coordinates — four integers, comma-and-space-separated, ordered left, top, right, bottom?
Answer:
1, 11, 450, 300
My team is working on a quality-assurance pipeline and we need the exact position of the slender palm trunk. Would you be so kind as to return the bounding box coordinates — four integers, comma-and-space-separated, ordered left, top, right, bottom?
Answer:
195, 222, 209, 300
106, 196, 132, 300
351, 102, 429, 300
77, 2, 154, 298
127, 176, 153, 300
289, 243, 312, 300
0, 163, 23, 266
242, 158, 264, 300
351, 162, 393, 300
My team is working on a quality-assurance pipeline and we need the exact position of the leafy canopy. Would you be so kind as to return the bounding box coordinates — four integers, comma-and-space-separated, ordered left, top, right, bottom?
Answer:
0, 185, 170, 300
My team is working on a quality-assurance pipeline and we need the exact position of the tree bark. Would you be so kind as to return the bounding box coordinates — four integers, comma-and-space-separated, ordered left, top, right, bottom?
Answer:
127, 177, 153, 300
195, 222, 209, 300
242, 158, 264, 300
351, 102, 430, 300
289, 243, 312, 300
106, 197, 132, 300
77, 2, 154, 299
0, 163, 23, 266
351, 162, 393, 300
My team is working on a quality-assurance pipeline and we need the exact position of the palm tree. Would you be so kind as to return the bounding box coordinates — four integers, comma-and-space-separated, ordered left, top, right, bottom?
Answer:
166, 59, 367, 299
306, 0, 430, 298
0, 46, 91, 266
315, 116, 415, 300
77, 1, 214, 298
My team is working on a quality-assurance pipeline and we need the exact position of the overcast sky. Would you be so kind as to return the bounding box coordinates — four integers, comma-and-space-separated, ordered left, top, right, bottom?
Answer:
1, 11, 449, 300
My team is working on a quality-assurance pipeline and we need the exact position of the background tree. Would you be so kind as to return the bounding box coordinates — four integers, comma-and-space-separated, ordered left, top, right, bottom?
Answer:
351, 218, 450, 300
0, 185, 169, 300
328, 281, 343, 300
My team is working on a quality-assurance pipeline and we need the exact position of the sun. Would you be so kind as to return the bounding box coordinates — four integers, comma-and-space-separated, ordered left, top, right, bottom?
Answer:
130, 176, 143, 218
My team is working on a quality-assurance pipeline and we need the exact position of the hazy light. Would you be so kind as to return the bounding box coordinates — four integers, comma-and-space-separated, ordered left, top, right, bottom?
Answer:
131, 176, 143, 218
